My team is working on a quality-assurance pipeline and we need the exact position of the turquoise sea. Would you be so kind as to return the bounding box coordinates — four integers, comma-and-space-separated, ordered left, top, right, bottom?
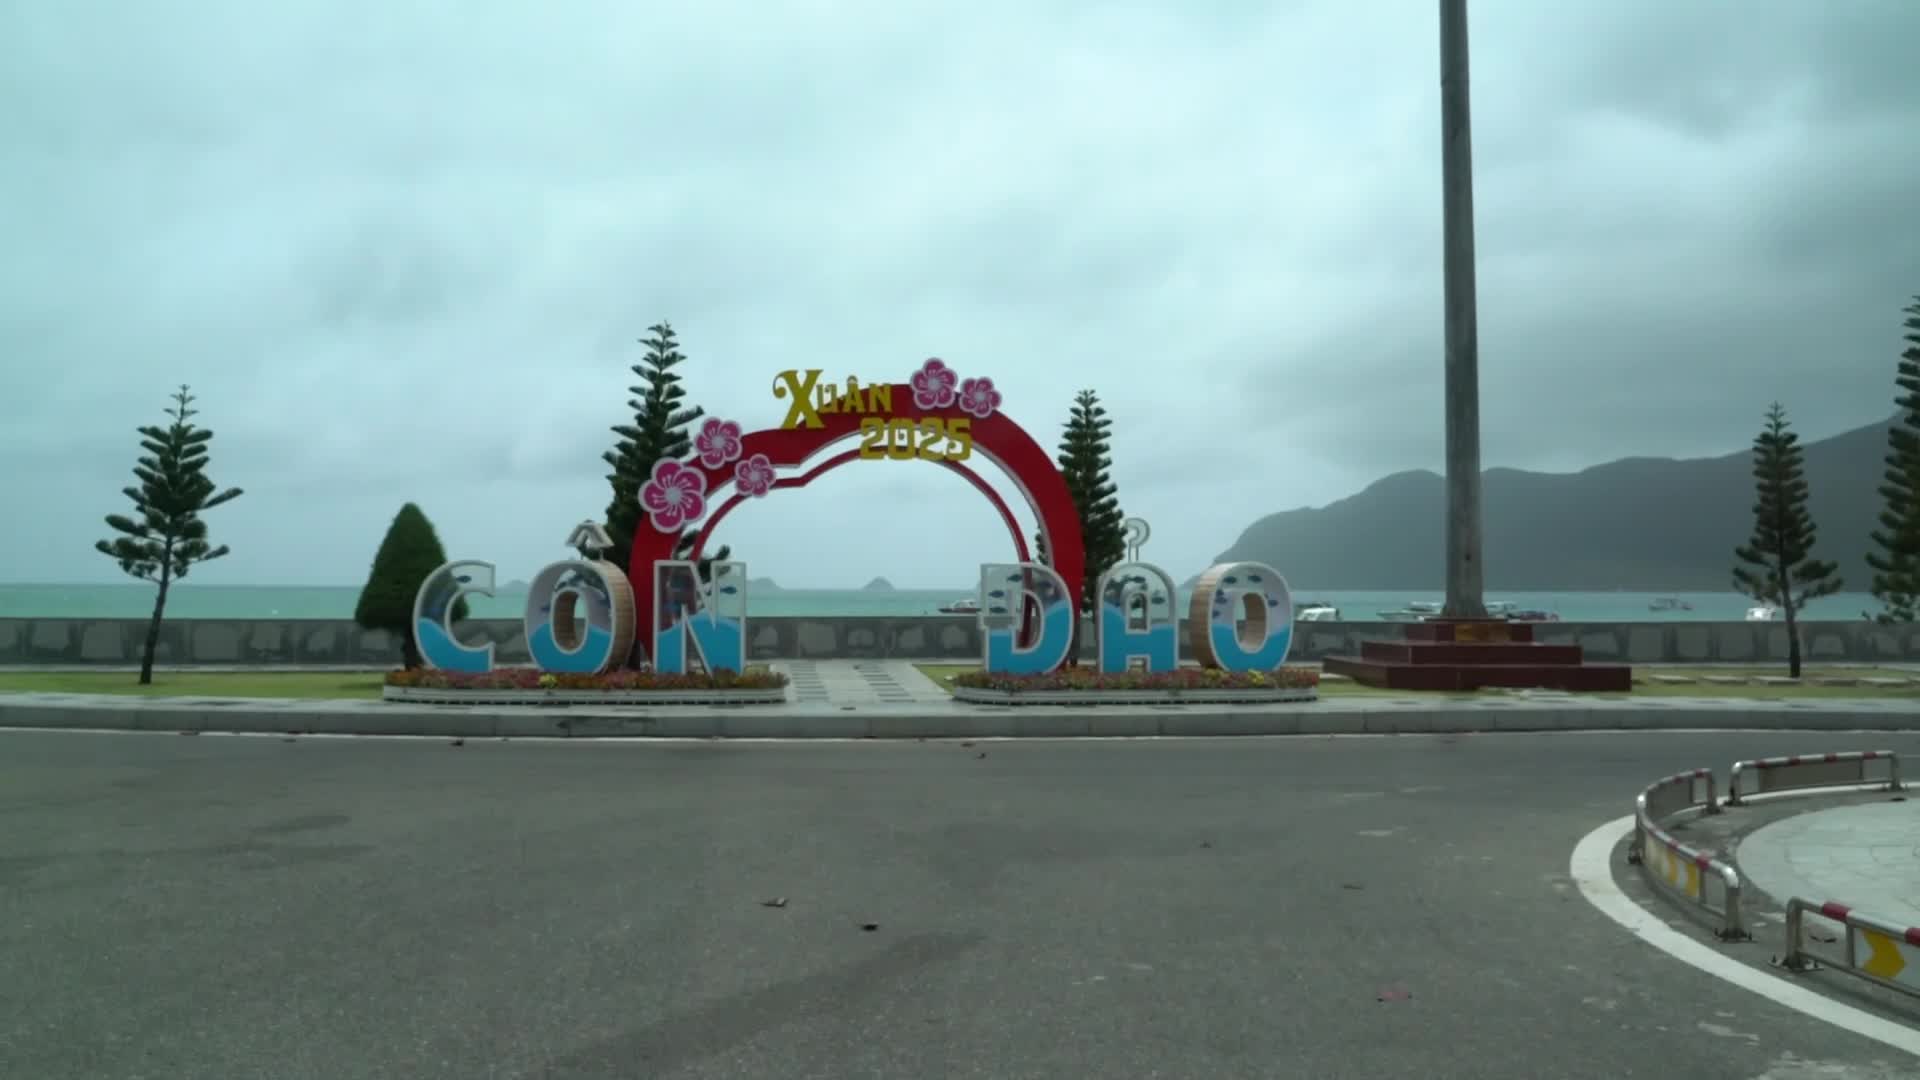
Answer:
0, 584, 1888, 622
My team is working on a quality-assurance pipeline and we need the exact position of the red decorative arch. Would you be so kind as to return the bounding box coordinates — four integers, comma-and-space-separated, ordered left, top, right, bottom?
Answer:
628, 380, 1085, 644
687, 450, 1032, 566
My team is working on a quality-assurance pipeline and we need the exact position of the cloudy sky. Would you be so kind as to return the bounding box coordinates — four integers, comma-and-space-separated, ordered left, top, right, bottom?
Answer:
4, 0, 1916, 590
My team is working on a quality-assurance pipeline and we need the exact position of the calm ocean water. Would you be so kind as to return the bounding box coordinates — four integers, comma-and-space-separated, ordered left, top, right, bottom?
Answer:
0, 584, 1887, 622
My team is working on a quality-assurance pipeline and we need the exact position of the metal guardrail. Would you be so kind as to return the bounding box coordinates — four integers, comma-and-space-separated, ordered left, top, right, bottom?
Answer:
1777, 898, 1920, 999
1627, 768, 1749, 941
1726, 751, 1903, 806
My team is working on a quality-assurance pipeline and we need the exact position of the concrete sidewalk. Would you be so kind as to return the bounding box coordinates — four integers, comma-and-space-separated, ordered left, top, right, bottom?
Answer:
1736, 800, 1920, 928
2, 682, 1917, 739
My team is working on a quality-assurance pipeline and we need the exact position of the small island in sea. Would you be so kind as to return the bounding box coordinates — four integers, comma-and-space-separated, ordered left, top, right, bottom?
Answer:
863, 577, 895, 592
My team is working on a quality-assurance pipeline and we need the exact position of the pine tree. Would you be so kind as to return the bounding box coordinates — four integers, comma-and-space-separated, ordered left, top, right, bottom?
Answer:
354, 503, 465, 669
1033, 530, 1049, 565
95, 386, 244, 685
1057, 390, 1126, 648
1867, 295, 1920, 623
602, 321, 731, 577
1731, 403, 1842, 678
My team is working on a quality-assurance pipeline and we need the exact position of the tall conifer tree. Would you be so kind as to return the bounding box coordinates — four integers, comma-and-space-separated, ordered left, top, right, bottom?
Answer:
1867, 296, 1920, 622
1057, 390, 1126, 660
603, 321, 731, 576
96, 386, 244, 685
1732, 403, 1842, 678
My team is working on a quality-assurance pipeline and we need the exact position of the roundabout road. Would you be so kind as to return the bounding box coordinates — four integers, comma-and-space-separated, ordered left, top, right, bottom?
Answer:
3, 728, 1918, 1080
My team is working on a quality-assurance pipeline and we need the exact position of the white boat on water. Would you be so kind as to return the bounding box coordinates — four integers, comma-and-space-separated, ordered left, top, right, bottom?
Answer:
1376, 599, 1543, 622
939, 597, 980, 615
1295, 601, 1341, 621
1649, 597, 1694, 612
1376, 601, 1444, 622
1745, 603, 1780, 622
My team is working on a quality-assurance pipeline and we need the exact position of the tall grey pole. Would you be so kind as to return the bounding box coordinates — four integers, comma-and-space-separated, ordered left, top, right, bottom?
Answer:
1439, 0, 1486, 619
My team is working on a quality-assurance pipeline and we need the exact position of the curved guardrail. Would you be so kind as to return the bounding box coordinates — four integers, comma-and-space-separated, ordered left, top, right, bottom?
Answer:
1777, 898, 1920, 999
1627, 767, 1749, 941
1726, 750, 1903, 806
1629, 749, 1909, 955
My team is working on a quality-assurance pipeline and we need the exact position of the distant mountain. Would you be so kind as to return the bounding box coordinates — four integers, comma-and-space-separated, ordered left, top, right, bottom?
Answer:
749, 577, 782, 592
863, 577, 895, 591
1211, 416, 1895, 591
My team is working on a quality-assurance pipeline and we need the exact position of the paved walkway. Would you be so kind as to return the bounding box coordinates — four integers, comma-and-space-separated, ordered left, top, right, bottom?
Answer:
1734, 801, 1920, 928
774, 660, 952, 706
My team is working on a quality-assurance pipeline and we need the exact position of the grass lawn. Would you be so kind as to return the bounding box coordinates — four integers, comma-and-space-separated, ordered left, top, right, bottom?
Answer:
909, 663, 1920, 700
0, 670, 388, 699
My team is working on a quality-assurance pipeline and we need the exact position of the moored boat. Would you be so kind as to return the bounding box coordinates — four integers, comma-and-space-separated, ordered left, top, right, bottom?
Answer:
1376, 600, 1443, 622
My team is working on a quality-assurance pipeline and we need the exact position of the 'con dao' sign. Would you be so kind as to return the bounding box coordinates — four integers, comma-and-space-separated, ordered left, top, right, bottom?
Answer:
412, 355, 1290, 680
979, 518, 1293, 676
411, 521, 750, 677
411, 519, 1294, 679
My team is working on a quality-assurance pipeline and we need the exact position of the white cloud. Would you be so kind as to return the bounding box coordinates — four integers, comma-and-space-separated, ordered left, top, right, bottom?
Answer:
2, 0, 1915, 586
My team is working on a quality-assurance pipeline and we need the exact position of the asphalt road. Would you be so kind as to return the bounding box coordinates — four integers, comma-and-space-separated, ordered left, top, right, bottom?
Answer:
4, 729, 1919, 1080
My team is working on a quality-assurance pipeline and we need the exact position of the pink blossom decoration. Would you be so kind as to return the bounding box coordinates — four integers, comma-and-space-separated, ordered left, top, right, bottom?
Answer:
733, 452, 776, 498
694, 417, 744, 469
640, 459, 708, 532
956, 376, 1002, 419
910, 357, 959, 410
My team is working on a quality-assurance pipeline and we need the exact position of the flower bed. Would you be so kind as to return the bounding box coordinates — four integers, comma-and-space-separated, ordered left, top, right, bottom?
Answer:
382, 666, 790, 706
950, 666, 1319, 706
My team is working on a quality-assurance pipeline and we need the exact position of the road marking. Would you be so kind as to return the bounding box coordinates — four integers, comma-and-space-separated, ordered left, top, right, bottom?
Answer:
1571, 815, 1920, 1057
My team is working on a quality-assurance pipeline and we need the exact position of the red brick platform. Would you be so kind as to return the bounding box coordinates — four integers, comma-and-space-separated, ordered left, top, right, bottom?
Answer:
1322, 619, 1632, 692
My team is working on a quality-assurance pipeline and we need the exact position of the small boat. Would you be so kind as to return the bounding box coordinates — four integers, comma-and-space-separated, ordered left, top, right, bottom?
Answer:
1485, 600, 1519, 617
1295, 601, 1341, 621
1376, 601, 1443, 622
1745, 603, 1780, 622
939, 597, 980, 615
1649, 597, 1694, 612
1508, 609, 1560, 622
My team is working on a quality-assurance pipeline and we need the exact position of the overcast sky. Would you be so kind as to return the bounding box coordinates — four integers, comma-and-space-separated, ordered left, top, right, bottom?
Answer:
4, 0, 1917, 589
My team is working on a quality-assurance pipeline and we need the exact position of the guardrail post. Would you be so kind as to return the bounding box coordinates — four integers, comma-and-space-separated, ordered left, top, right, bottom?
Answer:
1715, 874, 1749, 942
1889, 754, 1905, 794
1772, 899, 1819, 973
1726, 761, 1749, 807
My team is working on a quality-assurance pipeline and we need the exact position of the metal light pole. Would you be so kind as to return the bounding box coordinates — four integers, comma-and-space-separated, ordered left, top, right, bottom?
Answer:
1439, 0, 1486, 619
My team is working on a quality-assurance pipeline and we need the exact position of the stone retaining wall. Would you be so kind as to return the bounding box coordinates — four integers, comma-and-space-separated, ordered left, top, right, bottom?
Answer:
3, 617, 1917, 667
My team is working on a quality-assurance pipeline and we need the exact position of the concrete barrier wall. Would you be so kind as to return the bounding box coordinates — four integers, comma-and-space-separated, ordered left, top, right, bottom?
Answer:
3, 617, 1919, 667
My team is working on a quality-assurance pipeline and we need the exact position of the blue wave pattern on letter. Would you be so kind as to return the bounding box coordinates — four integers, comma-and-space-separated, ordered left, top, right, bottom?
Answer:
1204, 561, 1294, 672
1095, 561, 1179, 674
985, 600, 1076, 676
651, 560, 749, 674
1097, 604, 1178, 673
653, 613, 744, 675
413, 560, 496, 672
980, 561, 1076, 675
416, 616, 490, 673
523, 562, 624, 674
528, 620, 615, 674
